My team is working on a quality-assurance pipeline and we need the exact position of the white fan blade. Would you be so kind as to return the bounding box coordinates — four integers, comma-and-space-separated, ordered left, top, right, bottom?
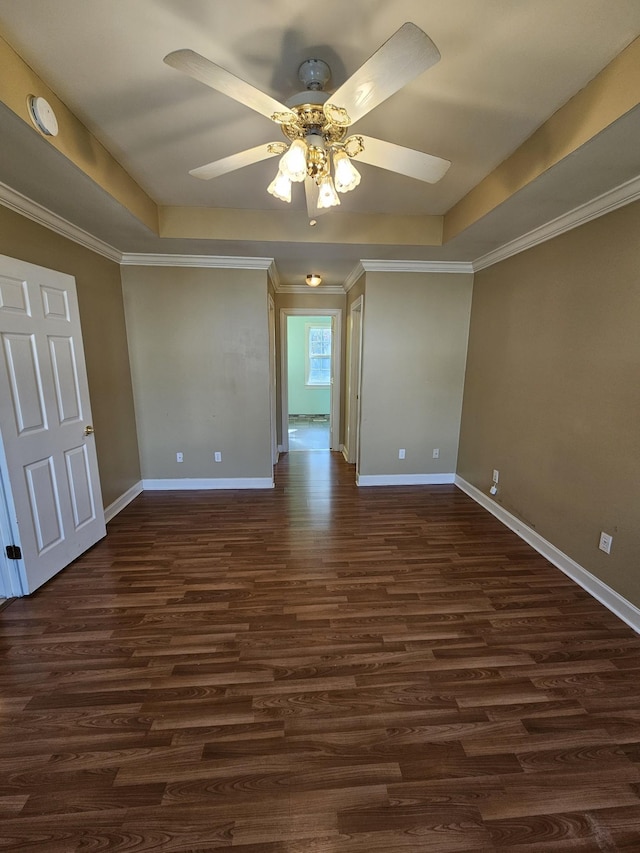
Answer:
189, 143, 281, 180
304, 177, 330, 218
164, 49, 296, 123
327, 23, 440, 126
356, 135, 450, 184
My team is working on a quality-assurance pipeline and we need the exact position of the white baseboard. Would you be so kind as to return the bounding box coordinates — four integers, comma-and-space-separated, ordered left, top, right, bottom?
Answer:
103, 480, 143, 522
455, 476, 640, 634
142, 477, 274, 490
357, 473, 456, 486
341, 446, 350, 463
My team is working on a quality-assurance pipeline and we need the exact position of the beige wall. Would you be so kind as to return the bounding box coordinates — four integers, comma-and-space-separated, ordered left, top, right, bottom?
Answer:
346, 275, 365, 309
458, 199, 640, 606
122, 266, 272, 481
0, 206, 140, 508
359, 272, 473, 477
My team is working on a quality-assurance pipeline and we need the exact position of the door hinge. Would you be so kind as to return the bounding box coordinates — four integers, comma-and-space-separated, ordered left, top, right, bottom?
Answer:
5, 545, 22, 560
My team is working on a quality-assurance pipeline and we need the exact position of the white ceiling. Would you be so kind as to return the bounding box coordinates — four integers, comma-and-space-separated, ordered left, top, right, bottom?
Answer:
1, 1, 640, 283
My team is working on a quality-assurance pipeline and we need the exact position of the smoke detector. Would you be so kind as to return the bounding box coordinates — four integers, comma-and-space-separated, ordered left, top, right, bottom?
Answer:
28, 96, 59, 137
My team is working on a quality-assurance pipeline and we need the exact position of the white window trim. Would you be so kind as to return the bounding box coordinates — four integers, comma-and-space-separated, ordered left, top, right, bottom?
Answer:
304, 321, 332, 388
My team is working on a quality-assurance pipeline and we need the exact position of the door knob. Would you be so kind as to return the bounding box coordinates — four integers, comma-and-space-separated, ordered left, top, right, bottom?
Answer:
84, 425, 94, 436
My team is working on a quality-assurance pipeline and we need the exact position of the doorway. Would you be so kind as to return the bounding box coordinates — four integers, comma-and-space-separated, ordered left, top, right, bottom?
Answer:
280, 308, 342, 453
287, 315, 331, 450
268, 294, 278, 464
345, 295, 363, 470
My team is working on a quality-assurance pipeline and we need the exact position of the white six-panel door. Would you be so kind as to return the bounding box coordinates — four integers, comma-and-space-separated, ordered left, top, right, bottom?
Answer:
0, 255, 105, 594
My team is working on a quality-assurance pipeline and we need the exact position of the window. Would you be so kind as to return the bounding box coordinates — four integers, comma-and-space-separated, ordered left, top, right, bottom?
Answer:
305, 323, 332, 386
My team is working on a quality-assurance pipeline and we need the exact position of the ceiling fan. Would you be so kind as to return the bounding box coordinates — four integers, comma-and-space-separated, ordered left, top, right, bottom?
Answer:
164, 22, 450, 217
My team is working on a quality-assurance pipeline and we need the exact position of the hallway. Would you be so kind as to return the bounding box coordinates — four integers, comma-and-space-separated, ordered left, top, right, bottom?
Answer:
287, 414, 330, 450
0, 452, 639, 850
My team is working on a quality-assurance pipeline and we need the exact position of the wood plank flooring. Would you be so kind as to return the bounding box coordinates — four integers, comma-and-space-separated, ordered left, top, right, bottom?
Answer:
1, 451, 640, 851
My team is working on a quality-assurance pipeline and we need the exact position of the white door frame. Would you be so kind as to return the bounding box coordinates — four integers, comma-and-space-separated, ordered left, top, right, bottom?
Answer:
345, 295, 364, 471
0, 433, 26, 597
280, 308, 342, 452
267, 294, 278, 465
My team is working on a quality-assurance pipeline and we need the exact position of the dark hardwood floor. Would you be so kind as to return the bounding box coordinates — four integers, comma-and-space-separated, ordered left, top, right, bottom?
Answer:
1, 451, 640, 851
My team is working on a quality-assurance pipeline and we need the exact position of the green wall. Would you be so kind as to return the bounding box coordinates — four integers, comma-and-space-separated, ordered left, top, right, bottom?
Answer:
287, 316, 331, 415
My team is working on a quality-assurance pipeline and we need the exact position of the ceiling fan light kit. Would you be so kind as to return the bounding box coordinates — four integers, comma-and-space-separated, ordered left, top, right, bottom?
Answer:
164, 22, 451, 216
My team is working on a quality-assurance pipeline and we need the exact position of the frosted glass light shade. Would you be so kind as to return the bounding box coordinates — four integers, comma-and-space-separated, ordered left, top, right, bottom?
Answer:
317, 174, 340, 208
267, 170, 292, 202
333, 150, 361, 192
280, 139, 308, 183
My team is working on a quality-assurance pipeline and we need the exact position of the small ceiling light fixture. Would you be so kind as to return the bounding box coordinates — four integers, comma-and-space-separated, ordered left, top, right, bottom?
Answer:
306, 273, 322, 288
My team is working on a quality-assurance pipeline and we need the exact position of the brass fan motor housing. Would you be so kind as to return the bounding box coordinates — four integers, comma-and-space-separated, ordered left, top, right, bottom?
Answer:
279, 103, 348, 146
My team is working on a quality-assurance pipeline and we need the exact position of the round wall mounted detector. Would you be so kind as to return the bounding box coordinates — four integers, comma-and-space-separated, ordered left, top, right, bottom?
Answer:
28, 96, 59, 137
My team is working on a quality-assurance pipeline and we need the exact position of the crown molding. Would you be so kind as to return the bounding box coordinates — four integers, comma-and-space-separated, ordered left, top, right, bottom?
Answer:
120, 253, 275, 269
267, 260, 281, 291
473, 172, 640, 272
0, 181, 122, 263
275, 284, 346, 295
344, 262, 365, 292
4, 168, 639, 281
360, 259, 475, 274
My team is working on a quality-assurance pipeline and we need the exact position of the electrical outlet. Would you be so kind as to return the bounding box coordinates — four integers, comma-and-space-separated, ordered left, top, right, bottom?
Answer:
432, 448, 439, 459
492, 469, 499, 484
176, 452, 183, 463
398, 448, 406, 460
598, 531, 612, 554
214, 451, 222, 462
